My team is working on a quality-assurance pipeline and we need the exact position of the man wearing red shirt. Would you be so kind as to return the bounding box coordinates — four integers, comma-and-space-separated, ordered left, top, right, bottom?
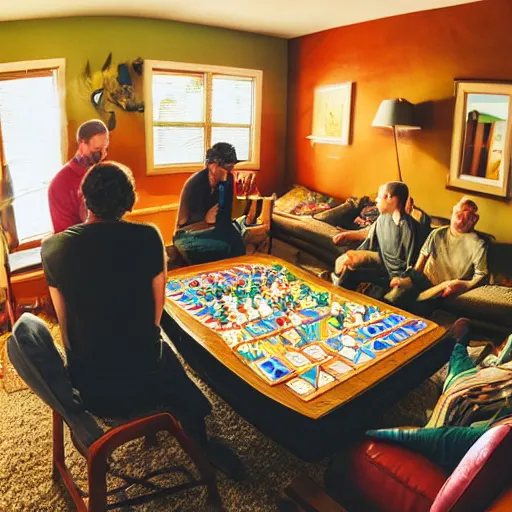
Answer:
48, 119, 109, 233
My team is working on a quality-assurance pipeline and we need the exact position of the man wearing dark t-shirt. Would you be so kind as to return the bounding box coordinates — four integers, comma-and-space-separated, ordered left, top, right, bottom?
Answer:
332, 182, 421, 296
173, 142, 246, 264
41, 161, 244, 480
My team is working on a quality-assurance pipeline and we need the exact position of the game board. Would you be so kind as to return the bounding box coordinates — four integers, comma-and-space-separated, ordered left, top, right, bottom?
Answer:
165, 263, 429, 402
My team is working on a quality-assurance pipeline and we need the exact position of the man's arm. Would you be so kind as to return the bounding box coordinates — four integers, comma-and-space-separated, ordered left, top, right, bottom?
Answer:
175, 180, 191, 230
48, 286, 70, 350
152, 271, 166, 326
150, 226, 167, 326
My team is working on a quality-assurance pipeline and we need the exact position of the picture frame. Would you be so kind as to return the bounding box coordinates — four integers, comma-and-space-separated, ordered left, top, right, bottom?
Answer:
448, 80, 512, 198
306, 82, 353, 146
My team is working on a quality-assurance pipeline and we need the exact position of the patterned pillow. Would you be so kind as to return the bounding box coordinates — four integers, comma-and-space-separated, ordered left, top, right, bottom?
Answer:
274, 185, 312, 213
275, 185, 340, 215
290, 200, 333, 216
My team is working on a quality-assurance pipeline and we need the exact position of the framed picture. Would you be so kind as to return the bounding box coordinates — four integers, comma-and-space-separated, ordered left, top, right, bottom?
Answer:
307, 82, 353, 145
448, 80, 512, 198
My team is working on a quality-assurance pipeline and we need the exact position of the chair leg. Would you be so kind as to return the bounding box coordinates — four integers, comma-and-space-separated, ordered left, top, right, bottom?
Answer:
52, 410, 65, 481
52, 411, 88, 511
88, 448, 109, 512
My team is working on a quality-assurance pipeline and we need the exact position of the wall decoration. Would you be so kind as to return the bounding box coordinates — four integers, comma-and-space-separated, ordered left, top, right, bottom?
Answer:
306, 82, 353, 145
81, 53, 145, 131
448, 80, 512, 198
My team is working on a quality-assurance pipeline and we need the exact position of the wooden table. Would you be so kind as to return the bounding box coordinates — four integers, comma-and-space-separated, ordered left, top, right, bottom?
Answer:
162, 254, 451, 461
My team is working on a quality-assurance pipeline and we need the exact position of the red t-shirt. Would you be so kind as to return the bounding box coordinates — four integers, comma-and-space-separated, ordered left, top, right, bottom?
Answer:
48, 159, 88, 233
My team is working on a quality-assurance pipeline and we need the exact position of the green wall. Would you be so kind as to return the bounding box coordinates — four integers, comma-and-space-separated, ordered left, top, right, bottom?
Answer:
0, 16, 288, 203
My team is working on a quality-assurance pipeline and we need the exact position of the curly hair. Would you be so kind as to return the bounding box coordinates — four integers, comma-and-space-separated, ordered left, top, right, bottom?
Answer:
81, 161, 137, 221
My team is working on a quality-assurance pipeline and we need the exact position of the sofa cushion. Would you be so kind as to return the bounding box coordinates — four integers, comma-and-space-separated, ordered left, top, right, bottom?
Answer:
312, 198, 360, 228
325, 439, 447, 512
431, 422, 512, 512
366, 426, 487, 472
488, 242, 512, 286
444, 285, 512, 328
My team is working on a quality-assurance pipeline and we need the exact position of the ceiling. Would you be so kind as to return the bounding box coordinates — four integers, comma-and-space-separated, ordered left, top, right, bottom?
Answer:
1, 0, 482, 38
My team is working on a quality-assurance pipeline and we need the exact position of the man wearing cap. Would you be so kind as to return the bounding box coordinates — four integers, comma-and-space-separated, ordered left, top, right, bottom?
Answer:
48, 119, 109, 233
173, 142, 246, 264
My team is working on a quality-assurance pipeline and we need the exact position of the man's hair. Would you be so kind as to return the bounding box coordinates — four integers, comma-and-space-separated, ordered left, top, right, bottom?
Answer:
76, 119, 108, 144
385, 181, 409, 210
458, 196, 478, 213
81, 161, 136, 221
205, 142, 240, 168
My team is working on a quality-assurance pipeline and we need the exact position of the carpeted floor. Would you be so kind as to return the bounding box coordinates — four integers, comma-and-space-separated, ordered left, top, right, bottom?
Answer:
0, 316, 458, 512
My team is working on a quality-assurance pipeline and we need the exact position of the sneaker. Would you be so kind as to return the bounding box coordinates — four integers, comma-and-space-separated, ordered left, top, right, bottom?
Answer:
206, 437, 246, 482
331, 272, 341, 287
496, 334, 512, 365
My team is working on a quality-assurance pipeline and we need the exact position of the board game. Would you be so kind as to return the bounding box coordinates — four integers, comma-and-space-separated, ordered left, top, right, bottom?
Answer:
165, 263, 429, 402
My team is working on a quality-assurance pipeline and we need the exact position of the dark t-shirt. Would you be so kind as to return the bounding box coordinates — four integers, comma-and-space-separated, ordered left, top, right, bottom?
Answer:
176, 168, 234, 228
41, 221, 165, 402
359, 213, 421, 279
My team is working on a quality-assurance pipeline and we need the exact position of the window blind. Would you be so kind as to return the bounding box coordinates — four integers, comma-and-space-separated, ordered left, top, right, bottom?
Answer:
0, 69, 63, 240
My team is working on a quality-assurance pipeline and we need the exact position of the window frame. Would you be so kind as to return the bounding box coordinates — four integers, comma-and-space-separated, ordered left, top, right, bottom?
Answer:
144, 60, 262, 176
0, 58, 68, 244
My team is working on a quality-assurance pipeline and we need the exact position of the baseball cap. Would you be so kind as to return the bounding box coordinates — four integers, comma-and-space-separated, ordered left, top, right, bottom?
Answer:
205, 142, 243, 167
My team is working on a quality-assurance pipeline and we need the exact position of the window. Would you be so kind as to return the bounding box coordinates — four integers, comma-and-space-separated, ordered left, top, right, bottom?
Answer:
0, 59, 67, 242
144, 61, 262, 175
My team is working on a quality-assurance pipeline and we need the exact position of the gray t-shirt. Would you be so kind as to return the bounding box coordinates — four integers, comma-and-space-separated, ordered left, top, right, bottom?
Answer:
358, 213, 421, 279
421, 226, 488, 285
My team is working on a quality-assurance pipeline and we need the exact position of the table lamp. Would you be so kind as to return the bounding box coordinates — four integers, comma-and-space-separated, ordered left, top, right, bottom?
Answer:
372, 98, 421, 182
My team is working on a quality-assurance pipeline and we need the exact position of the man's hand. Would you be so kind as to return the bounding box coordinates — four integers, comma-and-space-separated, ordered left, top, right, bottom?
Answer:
440, 279, 469, 297
390, 277, 413, 289
332, 231, 349, 245
205, 204, 219, 224
335, 250, 358, 274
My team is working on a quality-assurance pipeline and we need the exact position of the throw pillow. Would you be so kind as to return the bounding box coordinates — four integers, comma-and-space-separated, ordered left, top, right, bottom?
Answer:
312, 198, 359, 227
365, 425, 488, 472
274, 185, 312, 213
290, 200, 332, 216
431, 422, 512, 512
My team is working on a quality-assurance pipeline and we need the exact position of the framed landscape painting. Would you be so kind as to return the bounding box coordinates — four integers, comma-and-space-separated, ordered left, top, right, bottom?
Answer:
448, 80, 512, 198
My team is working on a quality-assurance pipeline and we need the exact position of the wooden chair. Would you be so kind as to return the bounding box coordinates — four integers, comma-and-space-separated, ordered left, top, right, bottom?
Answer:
1, 233, 48, 329
239, 194, 277, 255
52, 410, 223, 512
7, 315, 223, 512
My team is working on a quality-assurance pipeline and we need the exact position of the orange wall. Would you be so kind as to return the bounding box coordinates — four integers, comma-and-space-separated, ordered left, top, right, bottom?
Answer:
288, 0, 512, 242
0, 17, 288, 212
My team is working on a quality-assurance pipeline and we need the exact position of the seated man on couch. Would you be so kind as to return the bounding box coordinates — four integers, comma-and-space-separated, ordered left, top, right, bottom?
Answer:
331, 182, 423, 298
387, 197, 488, 313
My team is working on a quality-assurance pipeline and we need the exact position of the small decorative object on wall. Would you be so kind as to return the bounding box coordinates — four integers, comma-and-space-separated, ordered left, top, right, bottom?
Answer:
448, 80, 512, 198
306, 82, 353, 146
81, 53, 145, 131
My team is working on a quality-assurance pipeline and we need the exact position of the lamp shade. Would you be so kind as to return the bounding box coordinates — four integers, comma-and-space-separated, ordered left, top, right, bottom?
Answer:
372, 98, 421, 129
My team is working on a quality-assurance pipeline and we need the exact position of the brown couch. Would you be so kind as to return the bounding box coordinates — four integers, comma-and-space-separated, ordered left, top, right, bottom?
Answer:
272, 186, 512, 335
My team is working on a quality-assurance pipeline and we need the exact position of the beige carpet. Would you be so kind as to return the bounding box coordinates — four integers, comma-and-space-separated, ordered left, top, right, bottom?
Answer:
0, 316, 449, 512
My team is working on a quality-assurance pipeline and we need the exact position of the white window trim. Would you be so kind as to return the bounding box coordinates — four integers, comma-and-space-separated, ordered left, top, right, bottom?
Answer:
0, 58, 68, 165
144, 60, 262, 176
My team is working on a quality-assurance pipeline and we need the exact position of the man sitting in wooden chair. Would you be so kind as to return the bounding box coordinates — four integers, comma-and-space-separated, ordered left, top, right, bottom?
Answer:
40, 160, 245, 480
